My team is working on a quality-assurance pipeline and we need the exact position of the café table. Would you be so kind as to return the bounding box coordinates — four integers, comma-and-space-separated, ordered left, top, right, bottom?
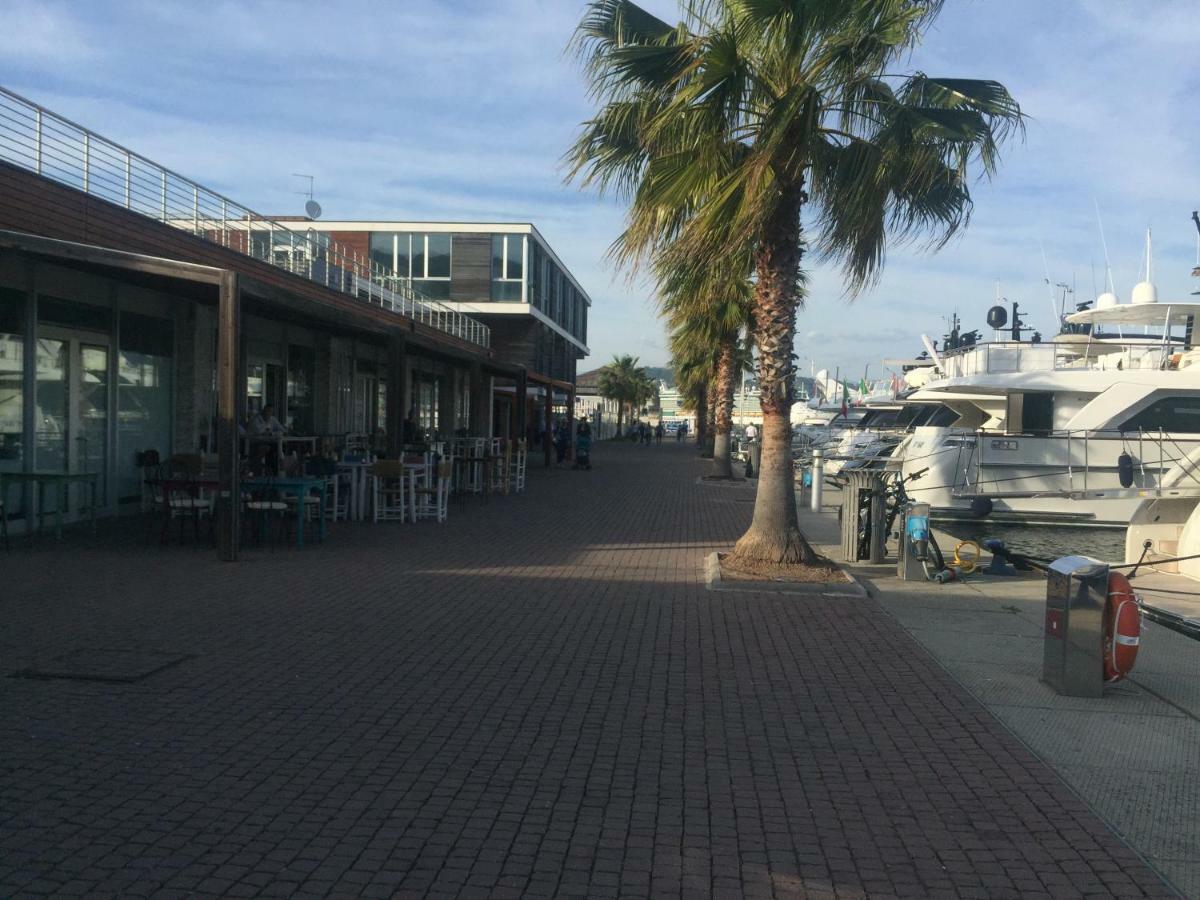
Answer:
0, 470, 100, 540
242, 476, 328, 548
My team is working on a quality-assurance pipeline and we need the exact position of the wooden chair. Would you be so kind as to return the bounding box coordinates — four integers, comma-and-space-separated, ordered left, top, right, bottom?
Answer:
414, 460, 452, 523
370, 460, 409, 522
244, 479, 291, 548
150, 456, 214, 545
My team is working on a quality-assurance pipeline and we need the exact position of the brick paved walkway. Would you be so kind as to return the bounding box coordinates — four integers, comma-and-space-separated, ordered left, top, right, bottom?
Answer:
0, 443, 1174, 898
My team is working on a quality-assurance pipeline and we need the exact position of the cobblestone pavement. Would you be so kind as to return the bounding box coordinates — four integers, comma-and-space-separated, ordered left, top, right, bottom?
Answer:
0, 442, 1175, 898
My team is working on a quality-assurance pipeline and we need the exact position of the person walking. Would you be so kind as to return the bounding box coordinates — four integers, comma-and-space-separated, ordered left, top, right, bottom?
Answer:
553, 419, 570, 467
655, 422, 664, 446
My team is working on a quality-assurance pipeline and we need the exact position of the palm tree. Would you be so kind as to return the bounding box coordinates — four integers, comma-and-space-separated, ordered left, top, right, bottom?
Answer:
569, 0, 1022, 564
598, 353, 650, 436
660, 257, 754, 478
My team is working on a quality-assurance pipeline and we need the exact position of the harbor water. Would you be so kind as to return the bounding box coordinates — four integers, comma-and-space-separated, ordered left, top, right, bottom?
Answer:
944, 521, 1127, 564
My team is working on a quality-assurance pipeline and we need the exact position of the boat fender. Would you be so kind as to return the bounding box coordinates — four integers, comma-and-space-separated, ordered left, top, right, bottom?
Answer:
970, 496, 993, 518
1104, 572, 1141, 682
1117, 452, 1134, 488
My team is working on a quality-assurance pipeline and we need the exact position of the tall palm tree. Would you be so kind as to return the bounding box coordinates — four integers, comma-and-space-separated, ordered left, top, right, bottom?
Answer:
660, 257, 754, 477
569, 0, 1022, 564
598, 353, 650, 436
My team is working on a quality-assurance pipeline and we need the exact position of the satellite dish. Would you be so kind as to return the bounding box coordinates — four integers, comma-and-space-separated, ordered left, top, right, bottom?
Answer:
305, 199, 322, 220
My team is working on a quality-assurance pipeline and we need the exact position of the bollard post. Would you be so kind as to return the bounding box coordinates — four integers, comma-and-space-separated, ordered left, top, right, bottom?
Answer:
810, 449, 823, 511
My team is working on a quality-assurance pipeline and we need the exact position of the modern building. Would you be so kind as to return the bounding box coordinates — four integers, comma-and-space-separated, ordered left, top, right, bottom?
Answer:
275, 221, 590, 444
0, 85, 578, 553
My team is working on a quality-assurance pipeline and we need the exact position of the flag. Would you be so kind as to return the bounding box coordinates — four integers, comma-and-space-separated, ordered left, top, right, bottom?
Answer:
858, 377, 868, 405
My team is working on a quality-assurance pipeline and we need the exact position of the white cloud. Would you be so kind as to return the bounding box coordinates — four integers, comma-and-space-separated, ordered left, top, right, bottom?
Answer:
0, 0, 1196, 374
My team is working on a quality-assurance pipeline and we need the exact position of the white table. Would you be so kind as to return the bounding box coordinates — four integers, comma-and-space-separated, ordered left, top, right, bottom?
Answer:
336, 461, 374, 521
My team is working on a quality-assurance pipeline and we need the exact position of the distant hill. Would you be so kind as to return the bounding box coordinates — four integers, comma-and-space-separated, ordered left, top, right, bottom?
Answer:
646, 366, 673, 386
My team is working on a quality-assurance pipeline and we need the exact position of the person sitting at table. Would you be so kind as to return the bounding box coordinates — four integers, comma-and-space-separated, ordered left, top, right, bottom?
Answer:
251, 404, 286, 435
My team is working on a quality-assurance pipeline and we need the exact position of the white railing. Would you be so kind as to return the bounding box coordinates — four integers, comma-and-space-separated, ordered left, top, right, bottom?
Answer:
0, 86, 489, 348
932, 340, 1174, 381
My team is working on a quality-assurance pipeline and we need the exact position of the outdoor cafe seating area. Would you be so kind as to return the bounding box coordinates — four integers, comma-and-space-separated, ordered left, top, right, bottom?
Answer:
135, 434, 530, 550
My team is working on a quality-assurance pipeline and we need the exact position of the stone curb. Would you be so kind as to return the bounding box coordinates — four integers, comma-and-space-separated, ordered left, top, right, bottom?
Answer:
703, 551, 869, 598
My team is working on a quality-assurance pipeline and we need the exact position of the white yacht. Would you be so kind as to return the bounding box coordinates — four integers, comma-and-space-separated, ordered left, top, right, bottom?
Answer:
899, 293, 1200, 527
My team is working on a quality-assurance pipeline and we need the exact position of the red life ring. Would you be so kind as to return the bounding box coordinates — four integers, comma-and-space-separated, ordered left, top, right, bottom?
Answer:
1104, 571, 1142, 683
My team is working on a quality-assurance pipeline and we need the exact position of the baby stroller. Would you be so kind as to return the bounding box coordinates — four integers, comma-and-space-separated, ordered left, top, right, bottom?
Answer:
573, 424, 593, 470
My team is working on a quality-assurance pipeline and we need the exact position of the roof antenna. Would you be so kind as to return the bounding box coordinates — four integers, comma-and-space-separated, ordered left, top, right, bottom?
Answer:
1040, 241, 1058, 329
1094, 199, 1115, 293
292, 173, 322, 219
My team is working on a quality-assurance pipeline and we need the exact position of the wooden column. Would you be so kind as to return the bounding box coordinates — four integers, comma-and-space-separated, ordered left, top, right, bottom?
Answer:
516, 367, 528, 441
216, 271, 241, 561
468, 361, 487, 436
386, 334, 407, 456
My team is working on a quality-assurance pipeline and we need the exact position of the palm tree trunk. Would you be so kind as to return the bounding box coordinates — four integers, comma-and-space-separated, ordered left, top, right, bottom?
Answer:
694, 383, 708, 449
700, 384, 716, 458
711, 338, 736, 478
730, 184, 816, 566
616, 402, 624, 438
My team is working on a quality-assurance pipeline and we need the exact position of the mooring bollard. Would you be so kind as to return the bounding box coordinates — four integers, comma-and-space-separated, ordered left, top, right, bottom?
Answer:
810, 449, 823, 511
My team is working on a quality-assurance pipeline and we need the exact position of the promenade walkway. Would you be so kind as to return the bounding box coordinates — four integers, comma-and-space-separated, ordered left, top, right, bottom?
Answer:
0, 443, 1174, 898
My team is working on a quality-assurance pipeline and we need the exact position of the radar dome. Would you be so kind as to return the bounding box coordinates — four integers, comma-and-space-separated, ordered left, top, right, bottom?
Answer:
1131, 280, 1158, 305
1096, 291, 1119, 309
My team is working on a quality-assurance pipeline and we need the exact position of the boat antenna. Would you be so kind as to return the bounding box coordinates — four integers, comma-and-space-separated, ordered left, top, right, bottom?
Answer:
1095, 199, 1115, 293
1040, 241, 1059, 328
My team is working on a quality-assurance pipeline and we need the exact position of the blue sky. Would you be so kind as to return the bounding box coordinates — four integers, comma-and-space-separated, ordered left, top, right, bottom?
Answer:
2, 0, 1198, 380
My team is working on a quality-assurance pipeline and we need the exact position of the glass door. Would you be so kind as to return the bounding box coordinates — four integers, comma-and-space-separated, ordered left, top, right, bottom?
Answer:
34, 331, 111, 516
79, 344, 109, 504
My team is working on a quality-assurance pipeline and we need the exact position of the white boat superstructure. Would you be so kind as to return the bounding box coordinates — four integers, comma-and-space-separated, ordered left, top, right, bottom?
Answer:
901, 299, 1200, 526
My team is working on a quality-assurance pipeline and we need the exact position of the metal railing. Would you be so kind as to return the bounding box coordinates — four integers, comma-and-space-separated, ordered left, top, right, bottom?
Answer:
950, 428, 1200, 499
931, 340, 1180, 380
0, 86, 489, 348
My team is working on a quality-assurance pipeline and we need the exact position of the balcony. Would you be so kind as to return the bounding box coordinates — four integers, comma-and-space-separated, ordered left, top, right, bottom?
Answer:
0, 86, 489, 348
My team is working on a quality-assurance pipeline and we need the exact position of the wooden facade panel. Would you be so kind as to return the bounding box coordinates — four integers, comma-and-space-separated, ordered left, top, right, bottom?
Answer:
450, 233, 491, 301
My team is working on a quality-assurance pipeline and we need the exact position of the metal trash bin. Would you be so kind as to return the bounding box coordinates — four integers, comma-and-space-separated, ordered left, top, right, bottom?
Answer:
1044, 556, 1108, 698
840, 470, 887, 563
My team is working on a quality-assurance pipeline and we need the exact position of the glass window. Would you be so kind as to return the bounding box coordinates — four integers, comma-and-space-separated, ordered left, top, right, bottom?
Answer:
1120, 396, 1200, 433
39, 295, 110, 332
490, 234, 524, 300
491, 235, 504, 280
396, 233, 411, 279
427, 234, 451, 278
414, 280, 451, 300
411, 235, 426, 279
286, 344, 316, 434
505, 235, 523, 281
0, 288, 24, 472
369, 232, 395, 274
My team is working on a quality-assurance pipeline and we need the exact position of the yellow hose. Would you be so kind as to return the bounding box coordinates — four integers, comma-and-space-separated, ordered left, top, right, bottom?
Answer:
953, 540, 981, 575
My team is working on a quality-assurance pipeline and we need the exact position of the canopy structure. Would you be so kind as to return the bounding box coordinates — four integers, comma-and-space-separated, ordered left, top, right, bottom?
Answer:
1065, 301, 1200, 328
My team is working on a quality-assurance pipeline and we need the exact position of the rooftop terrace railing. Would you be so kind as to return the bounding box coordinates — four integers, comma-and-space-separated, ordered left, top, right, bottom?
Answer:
0, 86, 490, 348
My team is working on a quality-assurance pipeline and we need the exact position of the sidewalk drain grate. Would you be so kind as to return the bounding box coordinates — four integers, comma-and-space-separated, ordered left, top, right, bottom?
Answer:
11, 648, 193, 684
